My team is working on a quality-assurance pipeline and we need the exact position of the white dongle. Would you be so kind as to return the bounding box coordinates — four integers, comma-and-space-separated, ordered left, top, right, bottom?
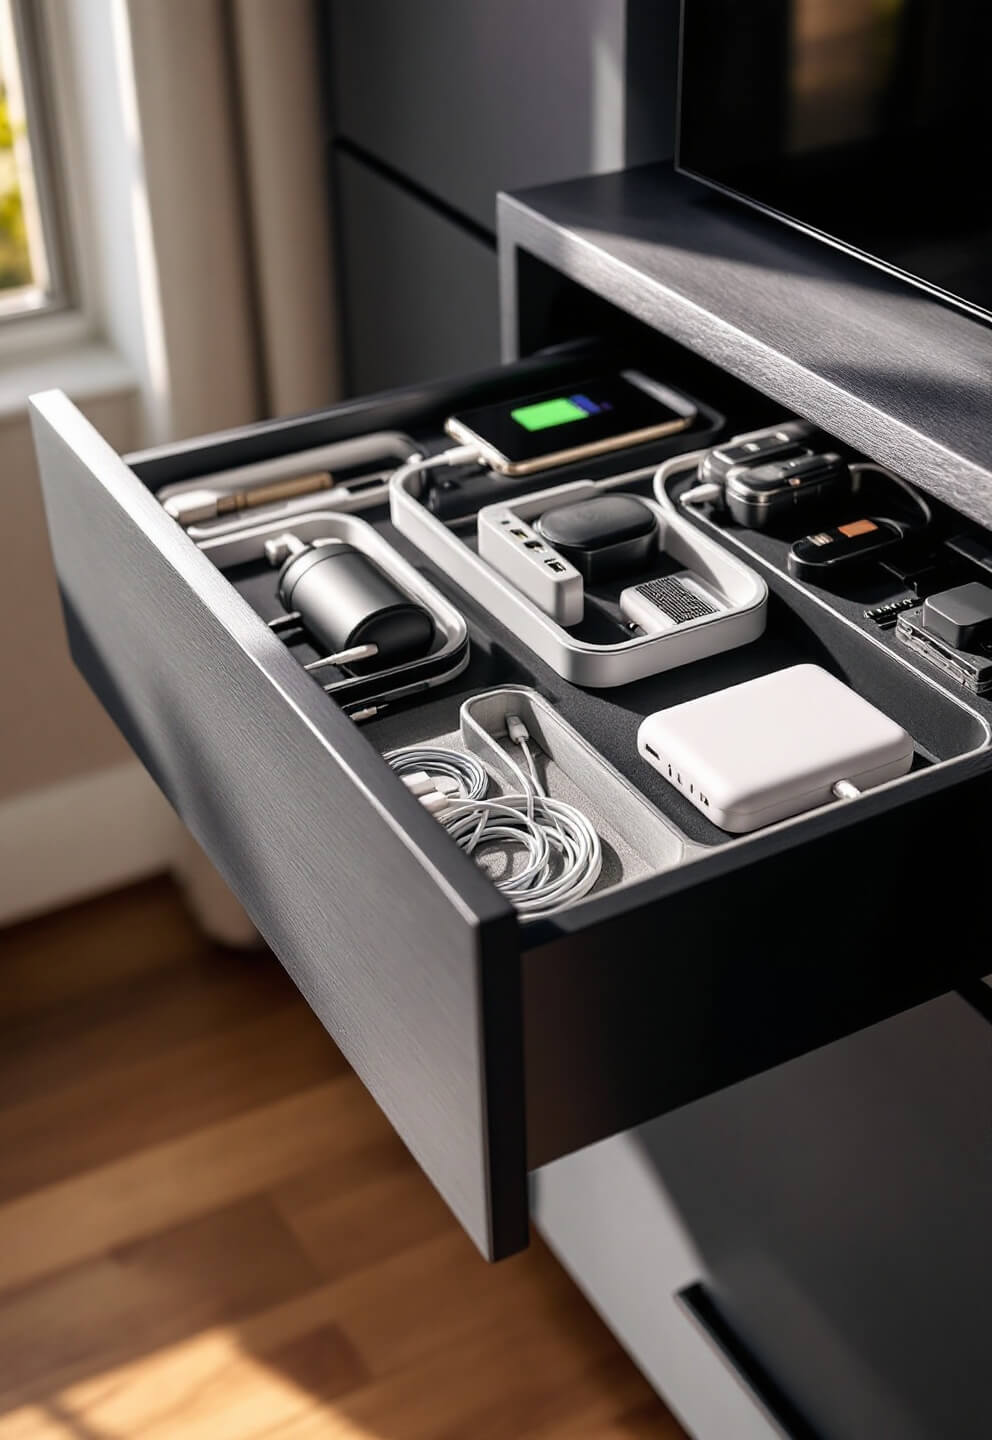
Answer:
619, 572, 727, 634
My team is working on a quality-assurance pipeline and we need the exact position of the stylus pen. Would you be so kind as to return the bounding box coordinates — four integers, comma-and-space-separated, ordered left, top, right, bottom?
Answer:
165, 471, 334, 526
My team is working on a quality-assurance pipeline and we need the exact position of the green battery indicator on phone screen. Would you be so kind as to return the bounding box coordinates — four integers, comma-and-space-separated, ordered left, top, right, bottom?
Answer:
511, 393, 603, 431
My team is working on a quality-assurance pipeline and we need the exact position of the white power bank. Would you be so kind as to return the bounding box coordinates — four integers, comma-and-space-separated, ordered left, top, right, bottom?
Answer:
637, 663, 914, 833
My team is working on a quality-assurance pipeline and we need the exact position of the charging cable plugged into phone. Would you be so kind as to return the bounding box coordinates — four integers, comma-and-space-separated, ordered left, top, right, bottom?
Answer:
395, 370, 700, 521
444, 371, 698, 477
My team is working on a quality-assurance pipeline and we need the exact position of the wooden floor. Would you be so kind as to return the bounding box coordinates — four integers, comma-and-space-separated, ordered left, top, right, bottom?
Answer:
0, 878, 685, 1439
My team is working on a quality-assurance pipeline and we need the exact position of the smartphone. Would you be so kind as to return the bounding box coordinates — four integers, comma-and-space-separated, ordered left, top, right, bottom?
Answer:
445, 371, 698, 476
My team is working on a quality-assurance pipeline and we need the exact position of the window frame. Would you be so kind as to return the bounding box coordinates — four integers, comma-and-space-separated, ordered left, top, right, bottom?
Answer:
0, 0, 93, 358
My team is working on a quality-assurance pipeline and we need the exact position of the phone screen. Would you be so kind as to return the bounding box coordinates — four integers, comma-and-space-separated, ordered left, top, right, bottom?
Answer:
446, 375, 693, 470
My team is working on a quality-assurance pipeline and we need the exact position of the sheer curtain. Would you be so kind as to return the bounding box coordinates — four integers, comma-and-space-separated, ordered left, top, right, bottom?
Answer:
124, 0, 342, 940
125, 0, 341, 439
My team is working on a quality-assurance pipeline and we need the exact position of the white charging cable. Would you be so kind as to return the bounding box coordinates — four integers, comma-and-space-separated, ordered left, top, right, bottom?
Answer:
678, 480, 723, 507
507, 713, 543, 795
384, 718, 602, 919
390, 445, 486, 500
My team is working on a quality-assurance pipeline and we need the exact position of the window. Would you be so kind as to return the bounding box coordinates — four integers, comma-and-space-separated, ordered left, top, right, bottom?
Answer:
0, 0, 70, 319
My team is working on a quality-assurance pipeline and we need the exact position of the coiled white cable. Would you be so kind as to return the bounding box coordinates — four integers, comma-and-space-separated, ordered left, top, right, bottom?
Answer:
384, 745, 489, 801
384, 727, 602, 920
446, 794, 601, 917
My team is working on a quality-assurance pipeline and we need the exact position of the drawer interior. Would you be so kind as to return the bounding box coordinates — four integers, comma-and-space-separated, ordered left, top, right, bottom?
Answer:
155, 381, 992, 1177
190, 458, 989, 914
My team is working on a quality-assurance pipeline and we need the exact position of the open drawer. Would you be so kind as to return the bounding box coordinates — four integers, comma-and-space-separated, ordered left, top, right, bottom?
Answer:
29, 357, 992, 1260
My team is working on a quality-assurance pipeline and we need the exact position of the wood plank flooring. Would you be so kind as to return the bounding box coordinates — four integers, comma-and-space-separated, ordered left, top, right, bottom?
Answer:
0, 878, 685, 1438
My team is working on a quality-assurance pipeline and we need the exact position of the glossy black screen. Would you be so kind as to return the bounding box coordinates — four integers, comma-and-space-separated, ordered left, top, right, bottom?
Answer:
678, 1, 992, 321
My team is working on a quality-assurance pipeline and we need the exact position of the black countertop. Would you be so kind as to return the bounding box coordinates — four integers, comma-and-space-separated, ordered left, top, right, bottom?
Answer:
498, 163, 992, 529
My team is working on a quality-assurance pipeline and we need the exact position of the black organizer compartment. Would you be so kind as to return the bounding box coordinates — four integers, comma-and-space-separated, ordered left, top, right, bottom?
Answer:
661, 454, 992, 749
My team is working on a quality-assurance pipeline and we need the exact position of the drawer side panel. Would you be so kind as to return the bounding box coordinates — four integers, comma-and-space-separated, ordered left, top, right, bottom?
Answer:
30, 391, 525, 1259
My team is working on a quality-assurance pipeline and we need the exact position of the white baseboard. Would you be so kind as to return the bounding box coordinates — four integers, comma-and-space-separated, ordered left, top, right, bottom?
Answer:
0, 761, 179, 928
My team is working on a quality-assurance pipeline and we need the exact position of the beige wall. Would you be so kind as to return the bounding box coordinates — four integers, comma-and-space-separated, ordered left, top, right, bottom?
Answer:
0, 392, 140, 802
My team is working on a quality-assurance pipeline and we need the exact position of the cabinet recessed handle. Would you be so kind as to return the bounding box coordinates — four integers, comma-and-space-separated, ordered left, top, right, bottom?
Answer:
676, 1283, 820, 1440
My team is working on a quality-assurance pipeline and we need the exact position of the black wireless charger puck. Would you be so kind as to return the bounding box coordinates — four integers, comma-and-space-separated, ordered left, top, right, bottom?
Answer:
536, 494, 658, 583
